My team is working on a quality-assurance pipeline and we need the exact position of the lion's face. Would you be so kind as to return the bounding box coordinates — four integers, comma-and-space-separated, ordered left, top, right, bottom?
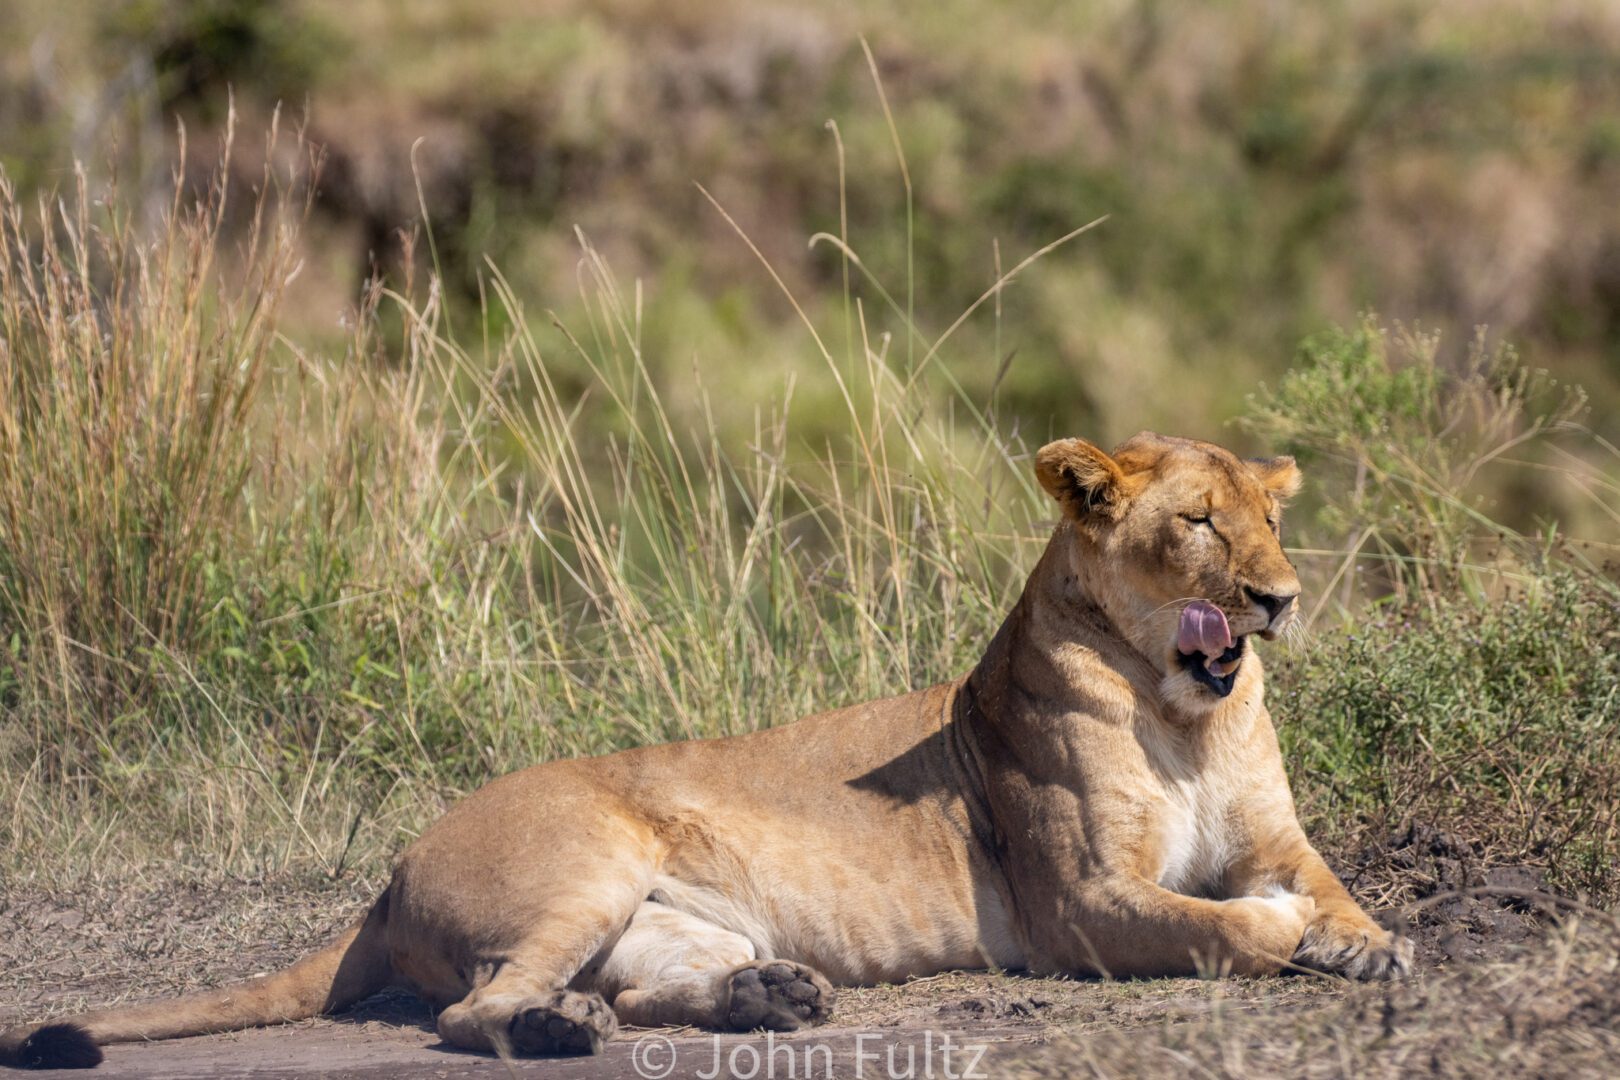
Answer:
1036, 432, 1302, 709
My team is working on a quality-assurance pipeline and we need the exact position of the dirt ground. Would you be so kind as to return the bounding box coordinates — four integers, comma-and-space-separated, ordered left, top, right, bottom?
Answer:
0, 840, 1572, 1078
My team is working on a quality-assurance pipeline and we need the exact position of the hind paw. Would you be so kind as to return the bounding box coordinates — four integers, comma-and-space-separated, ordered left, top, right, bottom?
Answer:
509, 990, 618, 1056
724, 960, 834, 1031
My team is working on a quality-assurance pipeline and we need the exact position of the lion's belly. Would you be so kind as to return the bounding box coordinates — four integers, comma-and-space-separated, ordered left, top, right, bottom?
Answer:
645, 786, 1025, 984
647, 851, 1023, 985
602, 679, 1026, 984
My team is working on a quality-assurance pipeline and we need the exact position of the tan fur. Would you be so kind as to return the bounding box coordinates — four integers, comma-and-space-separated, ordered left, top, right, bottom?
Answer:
0, 432, 1411, 1067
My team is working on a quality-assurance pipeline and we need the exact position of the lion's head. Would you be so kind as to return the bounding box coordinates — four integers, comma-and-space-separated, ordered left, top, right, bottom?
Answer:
1035, 432, 1302, 712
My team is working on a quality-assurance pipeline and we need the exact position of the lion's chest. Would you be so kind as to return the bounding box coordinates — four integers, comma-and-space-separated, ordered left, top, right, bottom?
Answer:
1151, 778, 1236, 897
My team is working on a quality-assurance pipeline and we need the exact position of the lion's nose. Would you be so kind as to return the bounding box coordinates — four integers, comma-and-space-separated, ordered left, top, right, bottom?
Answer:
1245, 587, 1298, 621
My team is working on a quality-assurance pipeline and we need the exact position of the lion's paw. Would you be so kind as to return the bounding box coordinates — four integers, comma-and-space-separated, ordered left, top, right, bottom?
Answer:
1294, 917, 1413, 980
725, 960, 835, 1031
508, 989, 619, 1056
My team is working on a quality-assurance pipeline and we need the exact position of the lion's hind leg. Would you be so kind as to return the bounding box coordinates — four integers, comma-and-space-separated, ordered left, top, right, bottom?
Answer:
436, 969, 619, 1057
595, 901, 835, 1032
428, 877, 644, 1057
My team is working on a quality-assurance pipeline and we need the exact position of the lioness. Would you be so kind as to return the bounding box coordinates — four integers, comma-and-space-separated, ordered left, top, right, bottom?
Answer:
2, 433, 1411, 1070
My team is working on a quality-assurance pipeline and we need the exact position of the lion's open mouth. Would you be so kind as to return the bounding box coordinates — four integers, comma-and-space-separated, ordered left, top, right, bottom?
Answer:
1177, 599, 1246, 697
1179, 638, 1246, 696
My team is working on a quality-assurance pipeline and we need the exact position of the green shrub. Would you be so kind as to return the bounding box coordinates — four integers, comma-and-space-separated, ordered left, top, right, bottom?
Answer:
1242, 317, 1599, 608
1275, 572, 1620, 905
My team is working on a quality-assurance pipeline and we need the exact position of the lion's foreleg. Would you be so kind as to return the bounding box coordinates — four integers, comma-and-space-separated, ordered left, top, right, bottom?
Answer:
1070, 875, 1315, 977
1224, 822, 1412, 981
1261, 841, 1413, 980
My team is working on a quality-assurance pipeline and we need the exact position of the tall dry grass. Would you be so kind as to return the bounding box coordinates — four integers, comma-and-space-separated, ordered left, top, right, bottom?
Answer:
0, 114, 1063, 878
0, 106, 1616, 908
0, 117, 294, 728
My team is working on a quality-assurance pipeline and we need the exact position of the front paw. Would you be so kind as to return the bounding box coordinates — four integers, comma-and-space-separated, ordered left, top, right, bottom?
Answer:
1294, 916, 1413, 980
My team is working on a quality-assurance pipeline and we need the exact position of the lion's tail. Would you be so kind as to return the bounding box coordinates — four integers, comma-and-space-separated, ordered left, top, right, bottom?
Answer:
0, 888, 394, 1070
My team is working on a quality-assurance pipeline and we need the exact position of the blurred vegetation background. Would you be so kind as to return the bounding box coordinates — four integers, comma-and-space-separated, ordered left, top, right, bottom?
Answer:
1, 0, 1618, 898
9, 0, 1620, 458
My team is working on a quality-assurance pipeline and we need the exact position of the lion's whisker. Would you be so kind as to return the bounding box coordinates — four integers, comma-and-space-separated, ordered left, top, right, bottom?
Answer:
1131, 596, 1206, 634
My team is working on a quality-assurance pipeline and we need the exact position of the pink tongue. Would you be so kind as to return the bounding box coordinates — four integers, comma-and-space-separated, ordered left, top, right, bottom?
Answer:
1178, 601, 1233, 658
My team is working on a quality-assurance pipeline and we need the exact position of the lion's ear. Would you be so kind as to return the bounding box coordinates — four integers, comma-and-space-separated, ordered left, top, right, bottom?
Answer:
1036, 438, 1129, 519
1248, 455, 1302, 501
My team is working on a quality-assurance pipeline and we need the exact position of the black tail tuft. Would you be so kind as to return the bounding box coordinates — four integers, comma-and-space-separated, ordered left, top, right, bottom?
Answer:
15, 1024, 102, 1070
